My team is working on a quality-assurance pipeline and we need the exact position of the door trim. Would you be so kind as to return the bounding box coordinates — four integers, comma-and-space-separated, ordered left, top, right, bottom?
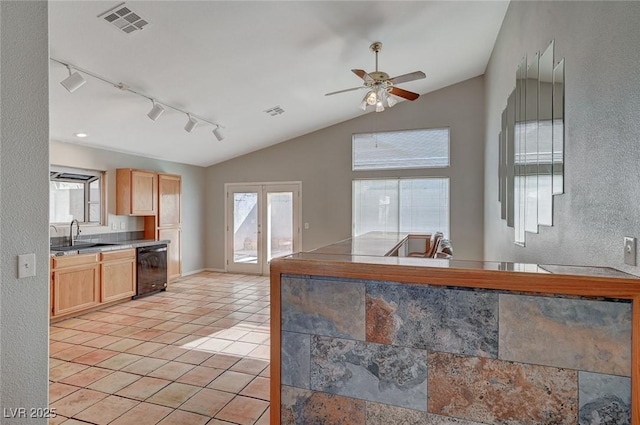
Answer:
224, 182, 302, 275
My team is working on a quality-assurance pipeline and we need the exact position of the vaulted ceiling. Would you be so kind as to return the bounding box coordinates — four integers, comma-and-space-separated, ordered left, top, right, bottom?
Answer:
49, 1, 509, 167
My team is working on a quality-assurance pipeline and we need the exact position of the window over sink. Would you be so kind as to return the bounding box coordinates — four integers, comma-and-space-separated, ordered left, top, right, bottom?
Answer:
50, 166, 105, 225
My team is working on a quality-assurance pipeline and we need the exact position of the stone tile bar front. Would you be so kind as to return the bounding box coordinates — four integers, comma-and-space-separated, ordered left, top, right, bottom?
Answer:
270, 245, 640, 425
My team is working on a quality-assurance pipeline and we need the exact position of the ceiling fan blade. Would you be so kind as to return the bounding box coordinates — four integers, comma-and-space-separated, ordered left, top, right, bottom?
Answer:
389, 71, 426, 85
352, 69, 373, 82
389, 86, 420, 101
325, 86, 365, 96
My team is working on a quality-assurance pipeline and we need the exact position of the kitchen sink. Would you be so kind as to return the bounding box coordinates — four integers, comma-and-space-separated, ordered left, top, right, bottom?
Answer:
51, 242, 120, 252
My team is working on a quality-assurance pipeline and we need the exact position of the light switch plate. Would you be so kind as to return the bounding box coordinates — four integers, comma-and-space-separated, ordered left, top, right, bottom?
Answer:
17, 253, 36, 278
624, 237, 636, 266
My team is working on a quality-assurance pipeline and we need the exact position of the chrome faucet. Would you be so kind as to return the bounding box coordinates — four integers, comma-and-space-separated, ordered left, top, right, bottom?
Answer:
69, 219, 81, 246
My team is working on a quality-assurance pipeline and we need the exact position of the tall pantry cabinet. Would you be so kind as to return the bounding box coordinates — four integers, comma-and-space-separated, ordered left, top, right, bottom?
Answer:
116, 168, 182, 282
157, 173, 182, 280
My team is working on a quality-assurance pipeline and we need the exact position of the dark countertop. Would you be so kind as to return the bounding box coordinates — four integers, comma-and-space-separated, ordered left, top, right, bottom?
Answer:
51, 239, 170, 257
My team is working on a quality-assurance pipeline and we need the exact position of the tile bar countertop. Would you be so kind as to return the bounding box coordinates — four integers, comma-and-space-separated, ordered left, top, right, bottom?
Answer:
304, 231, 637, 279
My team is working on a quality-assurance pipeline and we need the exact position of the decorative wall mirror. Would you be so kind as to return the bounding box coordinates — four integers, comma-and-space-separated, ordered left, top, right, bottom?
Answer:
498, 41, 565, 246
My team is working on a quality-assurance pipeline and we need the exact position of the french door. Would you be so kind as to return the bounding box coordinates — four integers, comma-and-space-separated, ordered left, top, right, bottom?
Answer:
226, 182, 301, 275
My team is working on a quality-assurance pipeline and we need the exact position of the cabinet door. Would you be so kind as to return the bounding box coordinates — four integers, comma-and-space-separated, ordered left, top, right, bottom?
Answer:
159, 227, 181, 281
131, 170, 157, 215
158, 174, 181, 227
52, 264, 100, 316
101, 250, 136, 303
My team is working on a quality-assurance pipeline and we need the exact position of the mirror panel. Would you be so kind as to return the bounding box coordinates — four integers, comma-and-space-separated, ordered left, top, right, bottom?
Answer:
497, 42, 564, 246
538, 41, 554, 226
524, 53, 539, 234
499, 109, 506, 219
506, 90, 515, 227
553, 59, 565, 195
514, 57, 526, 246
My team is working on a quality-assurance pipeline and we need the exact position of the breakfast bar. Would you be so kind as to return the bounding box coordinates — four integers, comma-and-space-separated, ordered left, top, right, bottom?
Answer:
270, 233, 640, 425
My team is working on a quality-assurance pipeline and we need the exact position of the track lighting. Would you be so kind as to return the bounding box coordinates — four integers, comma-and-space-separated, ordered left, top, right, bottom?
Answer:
50, 57, 225, 139
184, 114, 198, 133
60, 66, 86, 93
213, 126, 225, 141
147, 100, 165, 121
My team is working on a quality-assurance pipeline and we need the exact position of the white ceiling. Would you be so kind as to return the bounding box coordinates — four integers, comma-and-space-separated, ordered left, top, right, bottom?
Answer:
49, 1, 509, 167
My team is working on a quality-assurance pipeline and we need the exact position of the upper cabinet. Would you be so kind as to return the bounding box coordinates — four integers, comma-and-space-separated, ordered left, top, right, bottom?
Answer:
116, 169, 158, 215
158, 173, 181, 227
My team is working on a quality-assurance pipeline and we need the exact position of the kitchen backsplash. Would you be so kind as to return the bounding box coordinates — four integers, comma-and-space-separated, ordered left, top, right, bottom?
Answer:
50, 230, 145, 248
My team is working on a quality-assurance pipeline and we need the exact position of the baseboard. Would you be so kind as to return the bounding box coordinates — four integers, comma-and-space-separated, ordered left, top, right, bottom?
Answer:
181, 268, 226, 276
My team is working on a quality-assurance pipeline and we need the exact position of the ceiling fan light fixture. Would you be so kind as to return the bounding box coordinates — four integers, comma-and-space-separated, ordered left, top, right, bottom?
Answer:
213, 126, 225, 141
375, 101, 385, 113
365, 90, 378, 105
184, 114, 198, 133
386, 93, 397, 107
61, 66, 86, 93
147, 100, 165, 121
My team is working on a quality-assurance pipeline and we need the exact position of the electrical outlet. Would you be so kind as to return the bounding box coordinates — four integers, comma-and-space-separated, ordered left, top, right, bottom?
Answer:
111, 222, 117, 231
304, 222, 309, 230
120, 222, 126, 230
624, 237, 636, 266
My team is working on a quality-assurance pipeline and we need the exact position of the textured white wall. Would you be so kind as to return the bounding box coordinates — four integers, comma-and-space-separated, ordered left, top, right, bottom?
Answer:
205, 76, 485, 270
0, 1, 50, 421
50, 141, 207, 274
484, 2, 640, 274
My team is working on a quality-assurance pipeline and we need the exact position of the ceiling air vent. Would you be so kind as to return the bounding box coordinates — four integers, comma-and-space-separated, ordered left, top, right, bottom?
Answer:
264, 106, 285, 116
98, 2, 149, 34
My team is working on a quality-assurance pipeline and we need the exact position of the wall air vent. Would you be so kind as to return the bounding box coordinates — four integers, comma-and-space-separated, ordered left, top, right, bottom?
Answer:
98, 2, 149, 34
264, 106, 285, 116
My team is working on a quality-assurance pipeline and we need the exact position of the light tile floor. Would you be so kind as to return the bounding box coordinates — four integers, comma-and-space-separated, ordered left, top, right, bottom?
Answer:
49, 272, 271, 425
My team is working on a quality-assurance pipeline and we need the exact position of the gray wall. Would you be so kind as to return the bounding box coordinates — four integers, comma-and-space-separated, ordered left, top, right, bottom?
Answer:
484, 1, 640, 275
206, 76, 485, 270
0, 1, 50, 421
50, 141, 208, 274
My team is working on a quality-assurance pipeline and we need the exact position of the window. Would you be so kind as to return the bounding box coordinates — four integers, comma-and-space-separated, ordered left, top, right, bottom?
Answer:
50, 166, 104, 225
352, 127, 450, 171
353, 178, 449, 237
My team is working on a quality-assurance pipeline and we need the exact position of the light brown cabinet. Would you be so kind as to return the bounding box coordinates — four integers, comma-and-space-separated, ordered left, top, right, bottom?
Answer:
158, 173, 182, 281
51, 253, 100, 317
116, 168, 157, 215
159, 227, 181, 280
158, 173, 181, 227
101, 249, 136, 303
116, 169, 183, 282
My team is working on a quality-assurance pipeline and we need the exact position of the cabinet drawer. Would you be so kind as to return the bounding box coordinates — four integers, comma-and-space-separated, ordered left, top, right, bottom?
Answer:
52, 253, 99, 269
101, 249, 135, 262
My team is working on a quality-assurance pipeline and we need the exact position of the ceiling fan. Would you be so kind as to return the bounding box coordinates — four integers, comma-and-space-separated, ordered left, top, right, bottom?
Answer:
325, 41, 426, 112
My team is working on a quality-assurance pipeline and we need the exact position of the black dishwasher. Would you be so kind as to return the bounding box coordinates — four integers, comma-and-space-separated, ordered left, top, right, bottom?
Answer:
135, 244, 167, 298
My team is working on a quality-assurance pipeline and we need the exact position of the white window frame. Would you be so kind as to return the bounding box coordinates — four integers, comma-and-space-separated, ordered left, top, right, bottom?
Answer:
352, 127, 450, 171
352, 177, 450, 238
50, 165, 105, 226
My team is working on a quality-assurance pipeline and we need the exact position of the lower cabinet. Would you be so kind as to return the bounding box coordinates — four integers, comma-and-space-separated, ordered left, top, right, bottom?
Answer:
51, 248, 137, 319
159, 227, 181, 281
101, 249, 136, 303
51, 254, 100, 317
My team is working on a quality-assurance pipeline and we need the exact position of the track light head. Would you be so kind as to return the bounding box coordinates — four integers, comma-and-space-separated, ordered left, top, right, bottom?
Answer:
147, 100, 165, 121
213, 126, 225, 141
184, 114, 198, 133
61, 66, 86, 93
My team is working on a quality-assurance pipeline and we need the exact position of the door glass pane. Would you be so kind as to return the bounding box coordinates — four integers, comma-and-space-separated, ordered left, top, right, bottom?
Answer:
233, 192, 258, 264
267, 192, 293, 261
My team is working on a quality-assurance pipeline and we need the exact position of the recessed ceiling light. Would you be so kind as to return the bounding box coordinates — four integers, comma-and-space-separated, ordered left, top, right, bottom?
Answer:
74, 133, 88, 138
